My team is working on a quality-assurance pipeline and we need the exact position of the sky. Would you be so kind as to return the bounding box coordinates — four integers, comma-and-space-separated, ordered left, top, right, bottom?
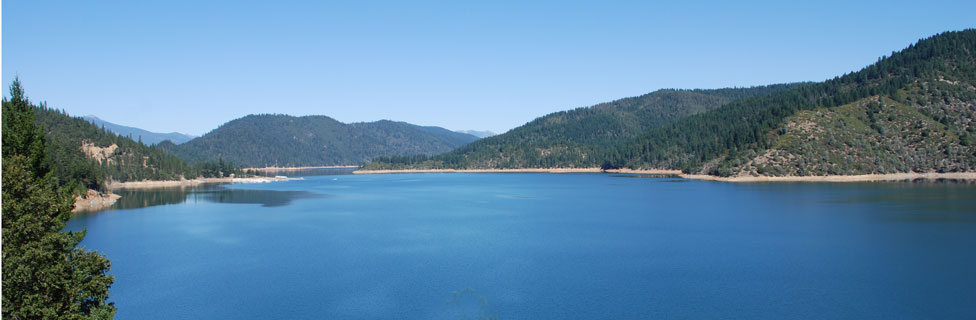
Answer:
3, 1, 975, 136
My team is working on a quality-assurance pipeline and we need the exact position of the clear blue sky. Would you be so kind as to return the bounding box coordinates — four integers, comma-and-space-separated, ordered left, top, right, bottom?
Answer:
3, 1, 974, 136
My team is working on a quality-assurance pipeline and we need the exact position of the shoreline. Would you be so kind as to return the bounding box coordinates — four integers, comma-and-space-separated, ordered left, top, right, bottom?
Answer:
354, 167, 642, 174
353, 168, 976, 182
683, 171, 976, 182
107, 177, 233, 190
244, 165, 359, 171
73, 189, 122, 213
76, 176, 305, 213
354, 168, 682, 175
75, 169, 974, 212
106, 176, 303, 190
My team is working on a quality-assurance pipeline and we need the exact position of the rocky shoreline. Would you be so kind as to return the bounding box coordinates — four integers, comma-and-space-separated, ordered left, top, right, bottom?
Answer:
353, 168, 683, 174
73, 176, 304, 213
72, 189, 122, 213
353, 167, 976, 182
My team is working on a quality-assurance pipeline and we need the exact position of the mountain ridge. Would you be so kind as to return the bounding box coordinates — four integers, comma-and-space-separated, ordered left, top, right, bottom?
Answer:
6, 91, 235, 192
82, 115, 196, 145
160, 114, 479, 167
364, 83, 807, 170
456, 130, 496, 138
365, 29, 976, 177
624, 29, 976, 176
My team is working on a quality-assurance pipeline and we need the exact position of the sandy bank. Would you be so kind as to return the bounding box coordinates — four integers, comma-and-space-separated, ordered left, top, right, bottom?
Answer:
232, 176, 304, 183
107, 176, 303, 190
245, 165, 359, 171
354, 167, 976, 182
355, 168, 683, 175
603, 168, 685, 175
354, 168, 609, 174
107, 177, 233, 190
683, 172, 976, 182
78, 176, 303, 213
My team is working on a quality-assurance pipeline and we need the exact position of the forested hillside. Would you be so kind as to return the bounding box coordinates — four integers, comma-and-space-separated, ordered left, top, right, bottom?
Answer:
160, 114, 479, 167
5, 80, 237, 192
366, 30, 976, 177
622, 29, 976, 176
364, 84, 804, 169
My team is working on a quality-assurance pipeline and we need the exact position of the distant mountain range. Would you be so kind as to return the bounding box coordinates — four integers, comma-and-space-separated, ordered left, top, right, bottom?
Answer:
157, 114, 480, 167
367, 29, 976, 177
83, 115, 196, 145
456, 130, 496, 138
19, 29, 976, 180
11, 95, 479, 189
26, 106, 217, 191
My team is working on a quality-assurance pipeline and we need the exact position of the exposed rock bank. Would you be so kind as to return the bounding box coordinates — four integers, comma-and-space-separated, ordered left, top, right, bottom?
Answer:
73, 189, 121, 213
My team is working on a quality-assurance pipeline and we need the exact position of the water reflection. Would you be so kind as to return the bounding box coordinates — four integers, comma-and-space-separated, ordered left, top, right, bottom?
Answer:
103, 184, 322, 212
741, 180, 976, 222
610, 174, 682, 179
838, 182, 976, 222
254, 167, 358, 177
110, 186, 205, 210
196, 188, 322, 207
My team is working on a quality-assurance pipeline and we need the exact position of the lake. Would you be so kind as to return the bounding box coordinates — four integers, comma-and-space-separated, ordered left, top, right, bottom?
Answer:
66, 173, 976, 319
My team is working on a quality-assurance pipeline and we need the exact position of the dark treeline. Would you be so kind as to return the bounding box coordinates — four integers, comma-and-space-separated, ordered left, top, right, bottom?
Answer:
624, 29, 976, 175
365, 83, 806, 170
368, 30, 976, 176
159, 114, 480, 167
23, 86, 241, 192
2, 79, 116, 319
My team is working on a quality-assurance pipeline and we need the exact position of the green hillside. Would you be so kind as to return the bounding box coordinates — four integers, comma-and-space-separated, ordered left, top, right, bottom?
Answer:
4, 80, 237, 192
160, 114, 480, 167
364, 84, 805, 170
624, 29, 976, 176
366, 30, 976, 177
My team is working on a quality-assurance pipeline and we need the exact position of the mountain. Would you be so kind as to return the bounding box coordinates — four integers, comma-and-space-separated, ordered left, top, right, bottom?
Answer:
623, 29, 976, 176
365, 83, 805, 169
367, 29, 976, 177
2, 81, 233, 193
159, 114, 480, 167
456, 130, 496, 138
83, 115, 196, 145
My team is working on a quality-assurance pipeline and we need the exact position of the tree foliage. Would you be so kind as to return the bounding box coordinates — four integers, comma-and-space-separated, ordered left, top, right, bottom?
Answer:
28, 100, 243, 192
365, 84, 805, 170
625, 29, 976, 175
367, 29, 976, 177
2, 78, 116, 319
160, 115, 480, 167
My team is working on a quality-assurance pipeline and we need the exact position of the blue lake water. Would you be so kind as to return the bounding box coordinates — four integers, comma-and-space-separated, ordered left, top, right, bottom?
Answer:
66, 173, 976, 319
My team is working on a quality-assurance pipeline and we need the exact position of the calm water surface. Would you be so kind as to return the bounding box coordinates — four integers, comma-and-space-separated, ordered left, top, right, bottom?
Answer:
66, 173, 976, 319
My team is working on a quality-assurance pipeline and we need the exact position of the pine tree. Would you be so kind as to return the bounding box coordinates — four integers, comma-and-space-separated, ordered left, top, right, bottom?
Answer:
2, 78, 116, 319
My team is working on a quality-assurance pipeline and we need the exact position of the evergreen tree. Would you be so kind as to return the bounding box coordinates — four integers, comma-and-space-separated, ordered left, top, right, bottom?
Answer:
2, 78, 116, 319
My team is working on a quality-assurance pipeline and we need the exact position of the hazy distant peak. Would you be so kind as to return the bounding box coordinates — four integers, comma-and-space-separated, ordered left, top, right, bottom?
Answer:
83, 115, 196, 145
456, 130, 496, 138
